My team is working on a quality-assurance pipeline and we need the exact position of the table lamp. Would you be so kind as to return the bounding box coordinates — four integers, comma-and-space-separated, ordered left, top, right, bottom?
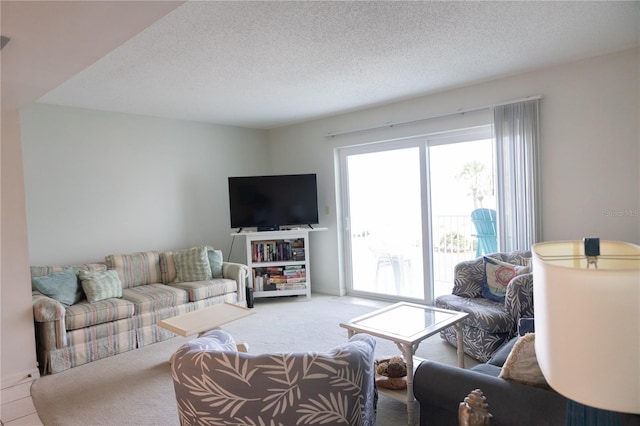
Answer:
532, 239, 640, 416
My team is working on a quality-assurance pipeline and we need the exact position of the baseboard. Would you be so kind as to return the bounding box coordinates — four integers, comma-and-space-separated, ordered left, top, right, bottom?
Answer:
311, 287, 345, 296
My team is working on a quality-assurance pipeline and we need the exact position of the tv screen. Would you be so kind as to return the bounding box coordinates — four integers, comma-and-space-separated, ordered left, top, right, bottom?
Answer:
228, 174, 319, 230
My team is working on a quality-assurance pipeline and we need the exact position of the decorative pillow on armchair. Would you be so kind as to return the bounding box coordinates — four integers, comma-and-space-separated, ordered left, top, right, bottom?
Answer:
482, 256, 530, 302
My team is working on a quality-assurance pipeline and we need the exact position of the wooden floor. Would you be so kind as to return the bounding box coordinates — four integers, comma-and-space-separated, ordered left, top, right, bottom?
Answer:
1, 380, 42, 425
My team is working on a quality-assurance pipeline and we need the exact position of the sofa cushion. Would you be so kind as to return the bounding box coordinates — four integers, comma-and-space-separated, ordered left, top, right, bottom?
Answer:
31, 267, 81, 307
173, 246, 212, 282
65, 298, 135, 330
105, 251, 161, 288
31, 263, 107, 278
169, 279, 237, 302
121, 284, 188, 314
66, 317, 136, 348
436, 294, 512, 333
482, 256, 530, 302
469, 363, 502, 377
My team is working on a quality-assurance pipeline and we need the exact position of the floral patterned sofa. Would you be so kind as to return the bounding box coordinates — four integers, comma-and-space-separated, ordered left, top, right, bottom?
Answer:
31, 246, 249, 374
435, 250, 533, 362
171, 330, 377, 426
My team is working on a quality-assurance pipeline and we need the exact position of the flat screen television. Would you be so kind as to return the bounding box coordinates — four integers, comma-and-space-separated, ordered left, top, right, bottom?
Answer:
228, 174, 319, 231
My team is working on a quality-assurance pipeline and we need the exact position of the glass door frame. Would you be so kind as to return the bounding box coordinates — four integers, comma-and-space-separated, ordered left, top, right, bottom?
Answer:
337, 125, 493, 305
338, 137, 433, 304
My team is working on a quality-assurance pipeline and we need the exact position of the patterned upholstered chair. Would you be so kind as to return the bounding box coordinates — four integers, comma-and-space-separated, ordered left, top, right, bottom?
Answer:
171, 330, 377, 426
435, 250, 533, 362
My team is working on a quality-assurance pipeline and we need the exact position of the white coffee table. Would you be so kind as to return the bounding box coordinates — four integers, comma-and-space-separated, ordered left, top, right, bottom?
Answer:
159, 303, 255, 352
340, 302, 468, 425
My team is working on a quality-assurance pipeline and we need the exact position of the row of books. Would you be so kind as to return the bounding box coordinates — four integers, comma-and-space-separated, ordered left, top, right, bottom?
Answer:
251, 239, 305, 262
252, 265, 306, 292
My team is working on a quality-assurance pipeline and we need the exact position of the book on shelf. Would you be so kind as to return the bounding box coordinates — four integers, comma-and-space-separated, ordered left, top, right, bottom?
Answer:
251, 238, 305, 262
253, 274, 264, 291
275, 283, 307, 290
285, 277, 306, 283
283, 265, 305, 274
284, 265, 303, 270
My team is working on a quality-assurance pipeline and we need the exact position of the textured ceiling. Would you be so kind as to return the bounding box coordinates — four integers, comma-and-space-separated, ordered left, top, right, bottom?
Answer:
36, 1, 640, 129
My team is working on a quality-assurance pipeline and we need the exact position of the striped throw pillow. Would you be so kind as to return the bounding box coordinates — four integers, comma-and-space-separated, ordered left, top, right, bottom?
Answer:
78, 269, 123, 303
173, 246, 212, 283
104, 251, 161, 288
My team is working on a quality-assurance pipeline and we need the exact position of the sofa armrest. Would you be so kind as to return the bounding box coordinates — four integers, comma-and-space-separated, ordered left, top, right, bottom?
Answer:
504, 272, 534, 321
413, 360, 567, 426
32, 291, 68, 349
222, 262, 249, 304
32, 291, 66, 322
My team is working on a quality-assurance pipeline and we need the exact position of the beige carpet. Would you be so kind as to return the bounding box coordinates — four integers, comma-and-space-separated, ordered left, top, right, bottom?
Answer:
31, 294, 478, 425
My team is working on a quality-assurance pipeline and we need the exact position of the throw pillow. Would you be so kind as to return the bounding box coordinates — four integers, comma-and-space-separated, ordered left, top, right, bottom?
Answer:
173, 246, 212, 282
499, 333, 549, 388
482, 256, 530, 302
78, 269, 123, 303
31, 267, 81, 307
104, 251, 161, 288
207, 247, 224, 278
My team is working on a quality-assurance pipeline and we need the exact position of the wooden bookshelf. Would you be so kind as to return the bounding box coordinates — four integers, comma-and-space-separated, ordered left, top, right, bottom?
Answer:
233, 228, 326, 300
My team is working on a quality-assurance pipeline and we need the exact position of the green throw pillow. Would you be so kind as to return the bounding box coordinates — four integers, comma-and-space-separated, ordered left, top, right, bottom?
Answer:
207, 248, 224, 278
173, 246, 212, 282
78, 269, 123, 303
31, 267, 81, 307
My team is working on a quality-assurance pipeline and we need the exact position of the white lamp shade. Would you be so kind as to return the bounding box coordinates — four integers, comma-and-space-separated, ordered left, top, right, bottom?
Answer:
533, 240, 640, 414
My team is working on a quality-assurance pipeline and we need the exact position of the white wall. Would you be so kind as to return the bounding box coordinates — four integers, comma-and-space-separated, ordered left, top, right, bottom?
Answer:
1, 109, 40, 388
267, 48, 640, 296
20, 104, 270, 265
19, 48, 640, 297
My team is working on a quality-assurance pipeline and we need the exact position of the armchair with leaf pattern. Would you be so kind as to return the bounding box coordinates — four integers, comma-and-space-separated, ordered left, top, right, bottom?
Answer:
171, 330, 377, 426
435, 250, 533, 362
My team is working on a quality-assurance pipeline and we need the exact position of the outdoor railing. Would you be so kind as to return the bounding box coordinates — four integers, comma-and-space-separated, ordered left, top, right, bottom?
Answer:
432, 214, 476, 294
349, 214, 481, 300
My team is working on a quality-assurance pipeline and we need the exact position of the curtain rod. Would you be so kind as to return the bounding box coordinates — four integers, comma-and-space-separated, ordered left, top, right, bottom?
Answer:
324, 95, 542, 138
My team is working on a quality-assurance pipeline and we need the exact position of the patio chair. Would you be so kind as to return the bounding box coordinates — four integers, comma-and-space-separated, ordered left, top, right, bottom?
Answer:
471, 208, 497, 257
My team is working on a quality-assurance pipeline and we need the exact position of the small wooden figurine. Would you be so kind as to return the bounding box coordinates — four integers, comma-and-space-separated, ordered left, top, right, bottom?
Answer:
459, 388, 492, 426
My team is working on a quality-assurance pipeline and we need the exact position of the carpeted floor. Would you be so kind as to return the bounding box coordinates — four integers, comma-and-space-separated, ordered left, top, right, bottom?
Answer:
31, 294, 477, 425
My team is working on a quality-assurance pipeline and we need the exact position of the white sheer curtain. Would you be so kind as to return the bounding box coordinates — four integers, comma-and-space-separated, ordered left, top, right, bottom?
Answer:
494, 99, 541, 252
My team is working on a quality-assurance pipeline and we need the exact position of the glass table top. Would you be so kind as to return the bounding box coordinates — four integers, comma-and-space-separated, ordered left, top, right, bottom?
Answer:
345, 302, 467, 342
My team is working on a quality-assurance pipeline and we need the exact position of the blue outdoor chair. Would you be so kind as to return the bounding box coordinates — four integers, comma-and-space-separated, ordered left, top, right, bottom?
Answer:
471, 208, 497, 256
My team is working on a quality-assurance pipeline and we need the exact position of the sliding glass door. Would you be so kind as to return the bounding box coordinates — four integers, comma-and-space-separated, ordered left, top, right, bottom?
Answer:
341, 140, 427, 300
428, 137, 495, 299
339, 127, 494, 303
